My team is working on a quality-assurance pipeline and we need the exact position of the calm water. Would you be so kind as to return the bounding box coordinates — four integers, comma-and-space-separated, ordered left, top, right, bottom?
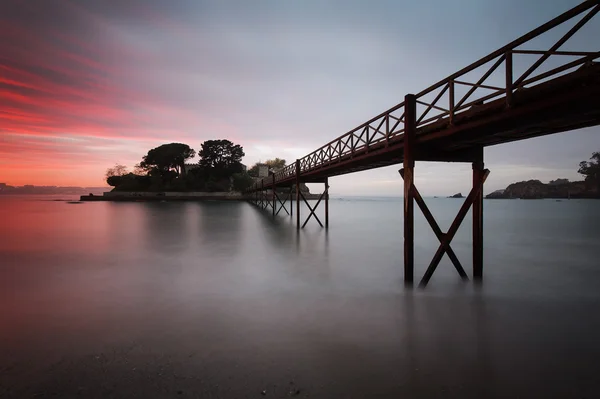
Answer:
1, 195, 600, 398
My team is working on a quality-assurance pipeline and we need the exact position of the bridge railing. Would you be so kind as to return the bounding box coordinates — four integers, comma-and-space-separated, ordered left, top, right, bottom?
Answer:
248, 0, 600, 193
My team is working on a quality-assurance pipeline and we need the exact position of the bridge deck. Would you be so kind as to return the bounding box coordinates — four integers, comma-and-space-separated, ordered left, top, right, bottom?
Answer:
262, 63, 600, 187
247, 0, 600, 191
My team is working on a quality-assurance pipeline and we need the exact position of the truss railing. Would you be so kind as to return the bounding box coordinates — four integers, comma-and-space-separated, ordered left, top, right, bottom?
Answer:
247, 0, 600, 193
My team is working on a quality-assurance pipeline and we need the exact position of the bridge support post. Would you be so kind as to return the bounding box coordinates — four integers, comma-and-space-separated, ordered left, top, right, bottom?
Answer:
403, 94, 416, 286
290, 187, 293, 219
295, 159, 301, 230
272, 175, 276, 218
325, 177, 329, 228
399, 166, 489, 288
473, 147, 484, 282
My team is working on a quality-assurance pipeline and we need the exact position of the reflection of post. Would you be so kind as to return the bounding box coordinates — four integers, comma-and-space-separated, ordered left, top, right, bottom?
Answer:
325, 177, 329, 228
473, 147, 484, 281
272, 174, 276, 218
295, 159, 301, 230
403, 94, 416, 286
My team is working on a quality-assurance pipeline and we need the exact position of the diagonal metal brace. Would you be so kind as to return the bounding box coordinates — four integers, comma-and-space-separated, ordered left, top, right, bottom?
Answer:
275, 191, 290, 216
399, 169, 468, 281
300, 188, 328, 228
419, 169, 490, 287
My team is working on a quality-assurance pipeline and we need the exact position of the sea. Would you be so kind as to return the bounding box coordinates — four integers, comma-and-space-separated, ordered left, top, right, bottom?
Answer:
1, 195, 599, 398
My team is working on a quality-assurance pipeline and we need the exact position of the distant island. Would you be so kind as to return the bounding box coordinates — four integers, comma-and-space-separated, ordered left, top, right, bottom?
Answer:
486, 151, 599, 199
82, 139, 316, 201
0, 184, 106, 195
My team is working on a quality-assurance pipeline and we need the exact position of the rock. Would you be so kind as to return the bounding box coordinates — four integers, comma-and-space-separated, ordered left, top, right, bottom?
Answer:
447, 193, 464, 198
485, 189, 506, 199
261, 390, 267, 395
485, 179, 596, 199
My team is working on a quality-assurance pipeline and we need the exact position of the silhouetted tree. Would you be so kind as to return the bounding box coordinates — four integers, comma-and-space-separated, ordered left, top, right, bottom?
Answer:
248, 158, 286, 177
198, 139, 244, 176
578, 151, 600, 189
231, 172, 254, 192
106, 164, 129, 186
139, 143, 195, 177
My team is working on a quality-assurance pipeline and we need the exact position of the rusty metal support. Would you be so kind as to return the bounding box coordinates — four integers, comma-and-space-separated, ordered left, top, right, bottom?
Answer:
295, 159, 301, 230
419, 169, 490, 288
505, 51, 513, 108
272, 174, 276, 218
473, 147, 485, 281
325, 177, 329, 228
260, 180, 264, 209
275, 191, 290, 216
403, 94, 416, 286
300, 187, 328, 228
400, 169, 468, 281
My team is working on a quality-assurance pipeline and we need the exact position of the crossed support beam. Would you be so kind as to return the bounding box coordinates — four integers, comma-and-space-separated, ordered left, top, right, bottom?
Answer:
248, 162, 329, 230
400, 166, 489, 287
298, 181, 329, 228
402, 93, 490, 287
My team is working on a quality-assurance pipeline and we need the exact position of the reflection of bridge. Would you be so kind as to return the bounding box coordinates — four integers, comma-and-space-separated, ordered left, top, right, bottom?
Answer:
247, 0, 600, 287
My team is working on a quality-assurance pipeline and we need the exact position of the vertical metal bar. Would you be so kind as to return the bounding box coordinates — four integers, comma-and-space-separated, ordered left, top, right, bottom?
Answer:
404, 94, 416, 286
325, 177, 329, 229
506, 51, 513, 108
272, 174, 276, 218
295, 159, 301, 230
385, 114, 390, 147
449, 80, 455, 125
261, 180, 264, 209
473, 147, 484, 282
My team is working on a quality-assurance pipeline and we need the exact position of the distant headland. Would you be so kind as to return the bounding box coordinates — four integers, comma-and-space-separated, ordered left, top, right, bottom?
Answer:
486, 152, 599, 199
0, 184, 106, 195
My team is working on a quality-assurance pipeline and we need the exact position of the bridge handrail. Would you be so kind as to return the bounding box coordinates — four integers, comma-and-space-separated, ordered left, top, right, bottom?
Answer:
248, 0, 600, 192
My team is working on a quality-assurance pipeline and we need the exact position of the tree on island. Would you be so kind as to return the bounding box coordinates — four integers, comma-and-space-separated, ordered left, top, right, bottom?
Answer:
105, 164, 128, 185
197, 139, 245, 175
248, 158, 287, 177
578, 151, 600, 190
139, 143, 196, 177
103, 139, 288, 193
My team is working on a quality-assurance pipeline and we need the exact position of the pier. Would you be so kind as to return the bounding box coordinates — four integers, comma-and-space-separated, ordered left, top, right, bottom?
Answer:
246, 0, 600, 286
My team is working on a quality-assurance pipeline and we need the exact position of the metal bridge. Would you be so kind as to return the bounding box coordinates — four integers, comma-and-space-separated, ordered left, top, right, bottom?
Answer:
246, 0, 600, 287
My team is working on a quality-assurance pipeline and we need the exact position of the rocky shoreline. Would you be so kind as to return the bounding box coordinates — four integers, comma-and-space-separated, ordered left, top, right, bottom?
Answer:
486, 179, 599, 199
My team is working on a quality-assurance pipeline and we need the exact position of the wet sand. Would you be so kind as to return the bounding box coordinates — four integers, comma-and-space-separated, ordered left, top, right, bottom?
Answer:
2, 293, 599, 398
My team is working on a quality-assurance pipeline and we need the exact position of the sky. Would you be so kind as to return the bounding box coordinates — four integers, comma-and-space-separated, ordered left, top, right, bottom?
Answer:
1, 0, 599, 195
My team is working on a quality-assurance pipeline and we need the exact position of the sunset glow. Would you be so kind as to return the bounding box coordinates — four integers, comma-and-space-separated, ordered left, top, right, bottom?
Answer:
1, 0, 598, 193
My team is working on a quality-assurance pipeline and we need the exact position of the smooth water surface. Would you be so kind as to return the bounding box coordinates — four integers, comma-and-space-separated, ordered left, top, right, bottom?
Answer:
1, 196, 599, 398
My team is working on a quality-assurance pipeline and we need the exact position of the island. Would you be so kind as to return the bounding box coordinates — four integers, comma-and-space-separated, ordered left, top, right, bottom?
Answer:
485, 152, 599, 199
447, 192, 464, 198
81, 140, 320, 201
0, 184, 106, 195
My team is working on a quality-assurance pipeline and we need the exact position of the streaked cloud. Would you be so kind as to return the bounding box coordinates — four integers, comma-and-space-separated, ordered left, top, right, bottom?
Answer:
0, 0, 598, 192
